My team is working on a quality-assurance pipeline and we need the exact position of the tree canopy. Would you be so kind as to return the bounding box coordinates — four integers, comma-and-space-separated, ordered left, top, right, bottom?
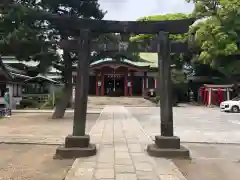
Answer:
130, 13, 191, 42
0, 3, 59, 73
187, 0, 240, 79
0, 0, 105, 70
0, 0, 105, 118
130, 13, 193, 73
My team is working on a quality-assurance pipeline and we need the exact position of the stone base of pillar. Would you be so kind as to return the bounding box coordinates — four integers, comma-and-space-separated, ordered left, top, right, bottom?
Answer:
147, 136, 190, 159
55, 135, 96, 159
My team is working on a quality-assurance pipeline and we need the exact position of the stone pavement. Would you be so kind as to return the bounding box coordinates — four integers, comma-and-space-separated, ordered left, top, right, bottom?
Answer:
128, 107, 240, 144
65, 106, 186, 180
88, 96, 155, 106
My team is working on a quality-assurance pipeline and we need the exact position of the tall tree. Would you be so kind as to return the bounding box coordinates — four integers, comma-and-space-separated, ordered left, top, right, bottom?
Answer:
130, 13, 194, 83
187, 0, 240, 81
0, 1, 105, 118
0, 2, 59, 73
39, 0, 104, 119
130, 13, 193, 70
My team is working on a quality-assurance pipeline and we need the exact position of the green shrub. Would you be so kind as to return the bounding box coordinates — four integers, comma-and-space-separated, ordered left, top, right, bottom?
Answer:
40, 87, 68, 109
19, 99, 39, 109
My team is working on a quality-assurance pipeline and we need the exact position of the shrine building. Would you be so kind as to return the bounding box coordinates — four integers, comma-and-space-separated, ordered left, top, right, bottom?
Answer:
72, 53, 159, 97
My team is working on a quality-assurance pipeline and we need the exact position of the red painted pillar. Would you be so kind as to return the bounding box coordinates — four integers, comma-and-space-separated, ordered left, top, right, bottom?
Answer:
124, 73, 128, 96
101, 73, 104, 96
154, 78, 157, 89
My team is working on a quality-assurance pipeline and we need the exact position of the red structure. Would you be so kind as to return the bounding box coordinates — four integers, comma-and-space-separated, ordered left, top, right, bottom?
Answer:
73, 58, 158, 96
199, 84, 233, 106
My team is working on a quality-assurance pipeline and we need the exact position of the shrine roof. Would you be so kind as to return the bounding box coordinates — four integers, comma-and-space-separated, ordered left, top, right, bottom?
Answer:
203, 84, 234, 88
2, 56, 38, 67
138, 53, 158, 67
90, 54, 158, 68
0, 59, 13, 81
24, 74, 61, 84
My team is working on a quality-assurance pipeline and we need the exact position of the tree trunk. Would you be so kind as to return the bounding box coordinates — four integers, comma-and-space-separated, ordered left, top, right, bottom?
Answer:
52, 51, 72, 119
233, 82, 240, 97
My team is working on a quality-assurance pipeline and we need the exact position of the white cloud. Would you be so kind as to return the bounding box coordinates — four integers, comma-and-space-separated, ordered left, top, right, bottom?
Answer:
99, 0, 194, 21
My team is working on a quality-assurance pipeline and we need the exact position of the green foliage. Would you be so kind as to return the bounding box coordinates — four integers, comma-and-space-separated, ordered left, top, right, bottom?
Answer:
0, 0, 105, 74
92, 33, 144, 62
130, 13, 191, 42
187, 0, 240, 78
38, 86, 65, 109
171, 69, 187, 84
130, 13, 193, 73
18, 99, 39, 109
0, 3, 59, 73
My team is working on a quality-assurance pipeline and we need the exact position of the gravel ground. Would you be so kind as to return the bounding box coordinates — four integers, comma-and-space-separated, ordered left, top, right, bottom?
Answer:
0, 144, 74, 180
0, 112, 100, 179
0, 112, 99, 144
174, 143, 240, 180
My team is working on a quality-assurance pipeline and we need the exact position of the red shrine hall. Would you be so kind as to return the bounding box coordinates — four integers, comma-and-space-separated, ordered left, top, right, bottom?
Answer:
72, 58, 158, 96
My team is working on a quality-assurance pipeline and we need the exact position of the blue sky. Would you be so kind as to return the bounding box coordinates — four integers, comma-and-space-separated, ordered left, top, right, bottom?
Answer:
99, 0, 194, 21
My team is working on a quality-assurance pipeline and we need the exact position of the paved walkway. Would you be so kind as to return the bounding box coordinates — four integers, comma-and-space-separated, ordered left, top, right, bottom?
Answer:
65, 106, 186, 180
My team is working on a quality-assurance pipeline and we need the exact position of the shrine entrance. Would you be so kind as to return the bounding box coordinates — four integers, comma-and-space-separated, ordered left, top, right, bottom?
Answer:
104, 74, 124, 96
51, 13, 195, 159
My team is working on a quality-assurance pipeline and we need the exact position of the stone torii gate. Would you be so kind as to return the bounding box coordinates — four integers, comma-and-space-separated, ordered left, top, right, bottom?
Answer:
0, 3, 194, 158
47, 16, 195, 159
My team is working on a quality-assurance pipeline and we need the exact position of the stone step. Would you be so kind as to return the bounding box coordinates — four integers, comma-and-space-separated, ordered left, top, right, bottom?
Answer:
87, 96, 156, 107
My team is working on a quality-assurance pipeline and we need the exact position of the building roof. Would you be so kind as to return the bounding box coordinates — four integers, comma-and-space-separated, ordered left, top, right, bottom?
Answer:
1, 56, 61, 80
1, 56, 38, 67
90, 58, 150, 67
138, 53, 158, 68
90, 54, 159, 69
4, 64, 27, 75
24, 74, 61, 84
203, 84, 234, 88
0, 58, 13, 82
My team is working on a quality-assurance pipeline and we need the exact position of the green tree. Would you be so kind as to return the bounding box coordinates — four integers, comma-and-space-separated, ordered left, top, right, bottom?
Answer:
130, 13, 191, 42
0, 3, 59, 73
130, 13, 193, 70
92, 33, 147, 63
0, 1, 105, 118
187, 0, 240, 80
38, 0, 104, 119
130, 13, 193, 85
